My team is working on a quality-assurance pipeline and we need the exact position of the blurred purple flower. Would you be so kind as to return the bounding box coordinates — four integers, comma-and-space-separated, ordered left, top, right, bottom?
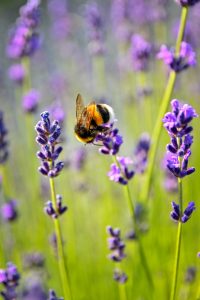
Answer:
0, 200, 18, 222
107, 226, 126, 262
130, 34, 152, 71
6, 0, 41, 59
110, 0, 131, 42
157, 42, 196, 72
113, 269, 128, 283
48, 0, 70, 40
70, 148, 87, 170
0, 262, 20, 300
0, 111, 9, 164
22, 89, 40, 113
133, 133, 150, 173
8, 64, 26, 84
19, 0, 41, 28
106, 226, 128, 283
22, 280, 47, 300
108, 156, 134, 185
84, 2, 105, 55
184, 266, 196, 283
50, 102, 65, 124
23, 252, 44, 269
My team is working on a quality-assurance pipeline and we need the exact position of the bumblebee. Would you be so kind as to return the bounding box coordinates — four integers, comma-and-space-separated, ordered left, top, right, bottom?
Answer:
74, 94, 115, 143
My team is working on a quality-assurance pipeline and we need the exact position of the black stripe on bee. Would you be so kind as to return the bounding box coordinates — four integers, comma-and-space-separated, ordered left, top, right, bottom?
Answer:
96, 104, 110, 123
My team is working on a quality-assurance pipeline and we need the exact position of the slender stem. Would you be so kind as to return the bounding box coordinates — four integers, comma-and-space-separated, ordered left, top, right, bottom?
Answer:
49, 177, 73, 300
141, 6, 189, 202
118, 282, 128, 300
170, 178, 183, 300
21, 56, 32, 94
115, 262, 128, 300
175, 7, 188, 56
141, 70, 176, 202
125, 184, 154, 291
113, 156, 154, 291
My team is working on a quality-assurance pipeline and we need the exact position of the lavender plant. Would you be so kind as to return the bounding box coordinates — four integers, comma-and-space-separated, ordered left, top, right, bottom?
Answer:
35, 111, 71, 300
141, 1, 197, 202
95, 124, 154, 290
162, 99, 198, 300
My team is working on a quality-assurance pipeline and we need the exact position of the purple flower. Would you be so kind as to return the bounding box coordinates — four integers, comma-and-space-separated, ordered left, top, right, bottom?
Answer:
48, 0, 70, 40
23, 252, 44, 268
163, 99, 198, 178
133, 133, 150, 173
157, 42, 196, 72
0, 111, 9, 164
106, 226, 126, 262
113, 269, 128, 284
84, 2, 105, 55
0, 200, 18, 222
19, 0, 41, 28
108, 156, 134, 185
95, 125, 123, 155
22, 89, 40, 113
130, 34, 152, 71
6, 0, 41, 59
175, 0, 200, 6
181, 201, 196, 223
49, 102, 65, 124
8, 64, 26, 84
170, 201, 195, 222
70, 148, 87, 170
184, 266, 196, 283
48, 289, 63, 300
35, 111, 64, 178
44, 194, 67, 218
0, 262, 20, 300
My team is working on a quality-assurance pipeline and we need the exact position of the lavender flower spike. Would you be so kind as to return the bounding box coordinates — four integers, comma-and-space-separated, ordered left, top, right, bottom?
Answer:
170, 201, 195, 223
35, 111, 64, 178
44, 194, 67, 218
163, 99, 198, 178
130, 34, 152, 72
108, 156, 134, 185
106, 226, 128, 283
0, 262, 20, 300
95, 124, 123, 155
157, 42, 196, 72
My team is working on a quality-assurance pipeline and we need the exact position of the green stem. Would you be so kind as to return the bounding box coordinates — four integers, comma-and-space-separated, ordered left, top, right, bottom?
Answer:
113, 156, 154, 291
118, 282, 128, 300
49, 177, 73, 300
170, 179, 183, 300
125, 184, 154, 291
141, 6, 188, 202
21, 56, 32, 93
175, 7, 188, 56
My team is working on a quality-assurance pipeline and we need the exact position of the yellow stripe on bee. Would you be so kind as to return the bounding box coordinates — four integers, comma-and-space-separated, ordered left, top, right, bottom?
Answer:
93, 106, 103, 125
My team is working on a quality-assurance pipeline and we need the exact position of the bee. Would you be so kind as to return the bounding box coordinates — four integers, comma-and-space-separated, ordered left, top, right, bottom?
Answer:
74, 94, 115, 143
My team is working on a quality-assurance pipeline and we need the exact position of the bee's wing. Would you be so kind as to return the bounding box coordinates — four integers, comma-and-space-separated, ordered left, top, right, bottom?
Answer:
76, 94, 85, 121
84, 101, 96, 129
